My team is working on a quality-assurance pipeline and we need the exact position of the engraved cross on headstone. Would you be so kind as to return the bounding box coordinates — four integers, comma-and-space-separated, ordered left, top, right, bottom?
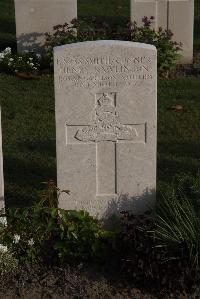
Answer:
66, 92, 145, 196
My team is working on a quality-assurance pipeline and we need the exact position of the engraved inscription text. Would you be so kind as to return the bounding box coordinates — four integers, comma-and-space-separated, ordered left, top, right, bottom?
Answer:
57, 55, 154, 89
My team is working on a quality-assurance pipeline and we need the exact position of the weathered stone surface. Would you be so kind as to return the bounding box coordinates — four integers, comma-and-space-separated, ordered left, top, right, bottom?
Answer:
131, 0, 194, 64
0, 108, 4, 213
54, 40, 157, 218
14, 0, 77, 53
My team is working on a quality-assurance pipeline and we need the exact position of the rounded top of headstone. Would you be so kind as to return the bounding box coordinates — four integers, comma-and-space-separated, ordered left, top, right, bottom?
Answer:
54, 40, 157, 53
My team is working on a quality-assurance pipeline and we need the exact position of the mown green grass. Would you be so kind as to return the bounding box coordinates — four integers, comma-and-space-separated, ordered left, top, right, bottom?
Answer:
0, 0, 199, 207
157, 78, 200, 190
78, 0, 129, 24
0, 74, 56, 207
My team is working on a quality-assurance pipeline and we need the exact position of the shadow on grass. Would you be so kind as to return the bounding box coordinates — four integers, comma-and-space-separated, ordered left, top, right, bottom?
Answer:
17, 139, 56, 156
0, 34, 16, 52
4, 139, 56, 208
158, 140, 200, 158
0, 18, 15, 35
157, 140, 200, 183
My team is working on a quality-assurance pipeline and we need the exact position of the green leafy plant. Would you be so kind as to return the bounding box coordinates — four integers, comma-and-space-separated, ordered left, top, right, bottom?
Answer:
173, 173, 200, 204
155, 195, 200, 268
115, 205, 200, 293
0, 17, 181, 76
0, 246, 18, 277
0, 215, 18, 276
0, 181, 115, 264
0, 181, 69, 263
45, 17, 117, 60
155, 175, 200, 269
127, 18, 181, 76
0, 47, 41, 74
54, 209, 114, 262
45, 17, 181, 75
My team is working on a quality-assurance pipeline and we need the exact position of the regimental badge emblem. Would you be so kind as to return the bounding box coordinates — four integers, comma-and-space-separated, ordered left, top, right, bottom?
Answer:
75, 93, 137, 142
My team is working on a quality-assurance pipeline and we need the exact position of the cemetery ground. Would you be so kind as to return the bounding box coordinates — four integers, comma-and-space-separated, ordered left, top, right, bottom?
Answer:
0, 0, 200, 298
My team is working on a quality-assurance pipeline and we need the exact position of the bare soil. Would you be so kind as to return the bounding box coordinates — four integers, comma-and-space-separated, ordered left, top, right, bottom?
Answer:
0, 263, 199, 299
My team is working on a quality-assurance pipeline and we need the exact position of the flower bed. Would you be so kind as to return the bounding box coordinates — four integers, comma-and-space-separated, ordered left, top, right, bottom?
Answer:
0, 47, 41, 77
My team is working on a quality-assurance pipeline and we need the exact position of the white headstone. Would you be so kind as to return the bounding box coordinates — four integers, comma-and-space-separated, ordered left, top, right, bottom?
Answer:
0, 108, 4, 214
54, 40, 157, 219
14, 0, 77, 53
131, 0, 194, 64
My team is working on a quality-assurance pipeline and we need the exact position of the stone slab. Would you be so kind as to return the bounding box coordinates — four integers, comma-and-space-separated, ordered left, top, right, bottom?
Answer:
14, 0, 77, 53
130, 0, 194, 64
0, 108, 4, 213
54, 40, 157, 219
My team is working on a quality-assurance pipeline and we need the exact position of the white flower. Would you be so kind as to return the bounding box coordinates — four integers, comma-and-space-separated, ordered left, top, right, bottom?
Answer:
13, 234, 20, 244
0, 217, 7, 226
18, 57, 22, 61
4, 47, 11, 54
36, 53, 41, 59
0, 244, 8, 253
0, 53, 5, 60
9, 58, 14, 62
28, 238, 34, 246
29, 63, 34, 67
33, 67, 37, 70
29, 57, 33, 61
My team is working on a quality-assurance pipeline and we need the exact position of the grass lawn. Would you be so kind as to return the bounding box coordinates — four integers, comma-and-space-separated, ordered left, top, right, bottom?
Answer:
0, 0, 199, 207
0, 74, 55, 207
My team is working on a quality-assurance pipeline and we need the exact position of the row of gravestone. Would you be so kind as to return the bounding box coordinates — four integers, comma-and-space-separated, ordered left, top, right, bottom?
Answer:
14, 0, 194, 64
1, 39, 157, 221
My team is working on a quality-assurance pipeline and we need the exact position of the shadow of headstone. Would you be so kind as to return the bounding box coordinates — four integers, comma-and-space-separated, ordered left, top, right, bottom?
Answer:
102, 188, 156, 228
17, 32, 46, 53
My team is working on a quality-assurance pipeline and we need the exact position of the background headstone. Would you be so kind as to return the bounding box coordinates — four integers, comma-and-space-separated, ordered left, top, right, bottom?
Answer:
14, 0, 77, 53
54, 40, 157, 219
131, 0, 194, 64
0, 107, 4, 214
